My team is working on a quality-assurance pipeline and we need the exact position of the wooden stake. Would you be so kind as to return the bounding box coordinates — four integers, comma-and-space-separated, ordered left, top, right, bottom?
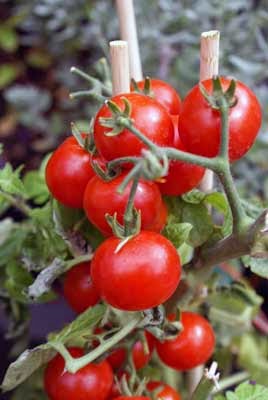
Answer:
116, 0, 143, 81
199, 30, 220, 193
110, 40, 130, 96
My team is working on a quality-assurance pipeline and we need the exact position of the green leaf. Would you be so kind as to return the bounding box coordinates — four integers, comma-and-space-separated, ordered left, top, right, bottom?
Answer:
1, 344, 55, 392
0, 225, 28, 267
182, 202, 214, 247
204, 191, 232, 235
0, 64, 21, 89
23, 163, 49, 204
49, 304, 106, 345
181, 189, 206, 204
226, 382, 268, 400
0, 218, 14, 245
238, 334, 268, 385
163, 219, 192, 248
0, 26, 18, 52
0, 163, 26, 196
5, 261, 33, 303
242, 256, 268, 278
207, 283, 262, 346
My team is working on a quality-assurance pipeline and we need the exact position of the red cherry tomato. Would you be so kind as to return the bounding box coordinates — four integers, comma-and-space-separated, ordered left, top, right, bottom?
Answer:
63, 262, 100, 313
94, 93, 174, 161
106, 347, 127, 370
45, 136, 95, 208
156, 312, 215, 371
178, 77, 262, 161
147, 381, 181, 400
158, 116, 205, 195
91, 231, 181, 311
83, 173, 164, 236
44, 347, 113, 400
147, 200, 167, 232
132, 78, 182, 115
132, 331, 155, 370
113, 397, 150, 400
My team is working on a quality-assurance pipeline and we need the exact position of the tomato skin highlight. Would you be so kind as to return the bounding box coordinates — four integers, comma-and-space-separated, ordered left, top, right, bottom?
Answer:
91, 231, 181, 311
63, 262, 100, 313
83, 173, 165, 236
45, 136, 95, 208
178, 77, 262, 161
132, 78, 182, 115
156, 312, 215, 371
94, 93, 174, 161
44, 347, 113, 400
147, 381, 181, 400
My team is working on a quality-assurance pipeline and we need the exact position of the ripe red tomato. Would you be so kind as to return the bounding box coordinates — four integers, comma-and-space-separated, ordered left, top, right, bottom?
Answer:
45, 136, 95, 208
91, 231, 181, 311
132, 78, 182, 115
178, 77, 262, 161
83, 173, 165, 236
158, 118, 205, 195
147, 200, 167, 232
113, 397, 149, 400
94, 93, 174, 161
44, 347, 113, 400
63, 262, 100, 313
147, 381, 181, 400
156, 312, 215, 371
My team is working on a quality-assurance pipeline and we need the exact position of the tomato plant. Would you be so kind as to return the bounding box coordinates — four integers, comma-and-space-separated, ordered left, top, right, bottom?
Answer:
132, 78, 182, 115
44, 347, 113, 400
45, 136, 95, 208
91, 231, 181, 311
83, 172, 165, 236
94, 93, 174, 161
63, 262, 100, 313
178, 77, 262, 161
156, 312, 215, 371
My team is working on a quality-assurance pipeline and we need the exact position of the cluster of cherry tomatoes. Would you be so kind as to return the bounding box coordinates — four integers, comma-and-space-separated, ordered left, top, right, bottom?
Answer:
44, 76, 261, 399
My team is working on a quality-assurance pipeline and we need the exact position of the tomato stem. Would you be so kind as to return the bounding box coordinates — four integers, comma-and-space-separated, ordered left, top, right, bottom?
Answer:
52, 313, 142, 374
123, 174, 141, 236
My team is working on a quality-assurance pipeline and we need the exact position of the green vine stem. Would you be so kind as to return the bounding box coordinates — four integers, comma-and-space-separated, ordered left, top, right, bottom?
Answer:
190, 362, 220, 400
211, 371, 250, 396
123, 174, 140, 236
51, 313, 142, 373
0, 190, 32, 216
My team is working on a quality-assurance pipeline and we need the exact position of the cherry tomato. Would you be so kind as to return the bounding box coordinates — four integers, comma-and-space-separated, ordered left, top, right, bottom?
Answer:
147, 381, 181, 400
44, 347, 113, 400
132, 331, 155, 370
46, 135, 95, 208
63, 262, 100, 313
178, 77, 262, 161
132, 78, 182, 115
113, 397, 149, 400
83, 173, 165, 236
91, 231, 181, 311
156, 312, 215, 371
94, 93, 174, 161
158, 118, 205, 195
147, 200, 167, 232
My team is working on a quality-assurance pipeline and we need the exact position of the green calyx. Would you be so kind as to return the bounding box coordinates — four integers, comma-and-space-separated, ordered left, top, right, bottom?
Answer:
131, 76, 154, 97
99, 97, 132, 136
199, 76, 237, 110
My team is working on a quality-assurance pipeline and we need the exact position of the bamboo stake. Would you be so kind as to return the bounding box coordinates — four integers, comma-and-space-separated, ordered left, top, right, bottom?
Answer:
188, 31, 220, 396
199, 30, 220, 193
110, 40, 130, 95
116, 0, 143, 81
